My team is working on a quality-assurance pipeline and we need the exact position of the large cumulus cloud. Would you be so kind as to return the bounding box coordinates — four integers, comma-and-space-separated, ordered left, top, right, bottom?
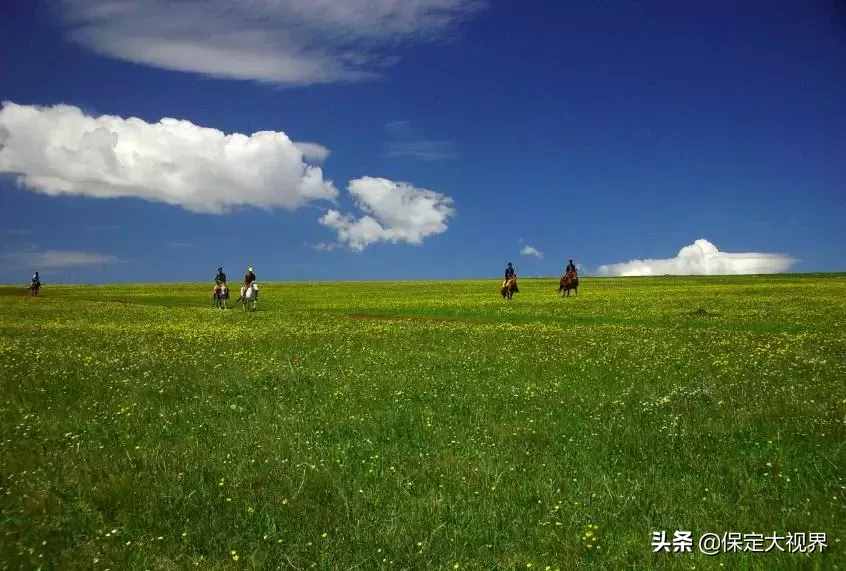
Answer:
0, 102, 337, 214
319, 177, 455, 251
598, 239, 796, 276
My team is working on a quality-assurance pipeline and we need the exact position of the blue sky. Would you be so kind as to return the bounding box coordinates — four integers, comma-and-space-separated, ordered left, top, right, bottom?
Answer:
1, 1, 844, 283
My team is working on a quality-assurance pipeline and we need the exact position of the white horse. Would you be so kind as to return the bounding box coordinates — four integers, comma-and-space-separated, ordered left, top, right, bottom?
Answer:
239, 282, 259, 311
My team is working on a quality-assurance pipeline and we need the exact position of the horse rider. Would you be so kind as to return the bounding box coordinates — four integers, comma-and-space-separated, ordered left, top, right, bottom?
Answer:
503, 262, 519, 292
244, 266, 256, 288
31, 271, 41, 294
215, 266, 227, 286
565, 259, 577, 278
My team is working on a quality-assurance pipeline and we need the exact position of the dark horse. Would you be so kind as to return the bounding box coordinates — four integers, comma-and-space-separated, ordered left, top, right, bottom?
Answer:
501, 277, 519, 300
558, 273, 579, 297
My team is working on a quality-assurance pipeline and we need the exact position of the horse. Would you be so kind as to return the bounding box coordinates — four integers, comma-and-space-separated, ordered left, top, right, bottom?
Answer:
558, 272, 579, 297
30, 282, 40, 297
500, 277, 519, 300
238, 282, 259, 311
212, 284, 229, 309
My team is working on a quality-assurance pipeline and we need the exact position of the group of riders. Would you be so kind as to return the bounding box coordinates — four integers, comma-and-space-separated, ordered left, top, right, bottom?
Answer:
501, 259, 579, 299
27, 260, 576, 303
212, 266, 258, 309
28, 267, 259, 308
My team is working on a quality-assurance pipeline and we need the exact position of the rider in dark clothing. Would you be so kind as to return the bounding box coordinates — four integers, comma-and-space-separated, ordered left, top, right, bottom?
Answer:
503, 262, 518, 293
565, 260, 577, 275
244, 266, 256, 286
30, 271, 41, 296
215, 267, 227, 286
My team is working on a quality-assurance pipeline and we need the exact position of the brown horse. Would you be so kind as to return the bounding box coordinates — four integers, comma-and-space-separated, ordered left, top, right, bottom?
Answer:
501, 277, 519, 300
558, 272, 579, 297
212, 284, 229, 309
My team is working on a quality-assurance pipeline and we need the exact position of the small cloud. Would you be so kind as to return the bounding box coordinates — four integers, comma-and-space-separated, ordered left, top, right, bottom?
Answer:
319, 176, 455, 251
383, 120, 457, 161
520, 245, 543, 259
597, 239, 797, 276
311, 241, 339, 252
1, 249, 121, 270
294, 142, 330, 164
385, 140, 458, 161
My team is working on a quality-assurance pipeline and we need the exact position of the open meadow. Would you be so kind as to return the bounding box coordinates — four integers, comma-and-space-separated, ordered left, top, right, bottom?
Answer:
1, 275, 844, 570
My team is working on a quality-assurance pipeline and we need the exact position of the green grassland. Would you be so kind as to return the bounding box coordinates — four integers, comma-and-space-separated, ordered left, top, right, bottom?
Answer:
1, 275, 844, 570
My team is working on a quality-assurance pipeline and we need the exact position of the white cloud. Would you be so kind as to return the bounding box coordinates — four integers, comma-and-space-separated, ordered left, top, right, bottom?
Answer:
61, 0, 484, 85
319, 176, 455, 251
0, 102, 337, 214
520, 245, 543, 259
1, 249, 120, 269
597, 239, 796, 276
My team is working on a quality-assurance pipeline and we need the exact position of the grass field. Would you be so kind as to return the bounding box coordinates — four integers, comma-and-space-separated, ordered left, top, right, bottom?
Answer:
1, 275, 844, 570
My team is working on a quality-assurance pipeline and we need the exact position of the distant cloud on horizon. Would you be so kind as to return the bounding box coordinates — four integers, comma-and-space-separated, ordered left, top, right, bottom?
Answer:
5, 229, 33, 237
1, 248, 121, 270
320, 177, 455, 251
0, 101, 338, 214
60, 0, 485, 86
598, 239, 796, 276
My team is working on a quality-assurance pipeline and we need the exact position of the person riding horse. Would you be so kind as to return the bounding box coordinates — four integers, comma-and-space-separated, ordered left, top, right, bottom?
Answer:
244, 266, 256, 288
503, 263, 519, 289
212, 267, 229, 307
501, 262, 519, 298
559, 259, 579, 296
237, 266, 259, 310
30, 271, 41, 296
238, 266, 257, 301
